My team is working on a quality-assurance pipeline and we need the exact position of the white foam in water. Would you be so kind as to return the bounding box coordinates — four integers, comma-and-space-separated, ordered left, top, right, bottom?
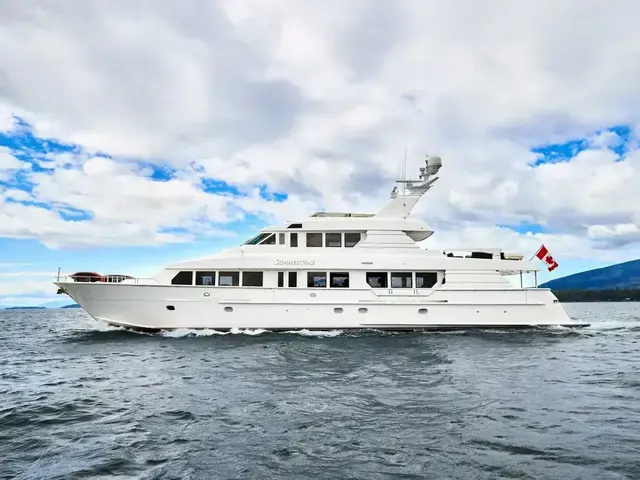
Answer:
161, 328, 231, 337
282, 329, 344, 337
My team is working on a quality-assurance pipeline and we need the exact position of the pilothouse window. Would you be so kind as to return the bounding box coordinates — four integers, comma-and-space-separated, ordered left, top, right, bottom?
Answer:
260, 234, 276, 245
244, 233, 270, 245
290, 233, 298, 247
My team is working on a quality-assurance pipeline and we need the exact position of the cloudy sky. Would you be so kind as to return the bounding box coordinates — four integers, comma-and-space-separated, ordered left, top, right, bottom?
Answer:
1, 0, 640, 307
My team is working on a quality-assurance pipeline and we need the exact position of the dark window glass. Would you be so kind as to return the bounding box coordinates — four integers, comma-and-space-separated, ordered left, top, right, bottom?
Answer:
306, 233, 323, 247
366, 272, 388, 288
287, 223, 302, 228
416, 272, 438, 288
288, 271, 297, 287
290, 233, 298, 247
242, 271, 263, 287
277, 272, 284, 287
307, 272, 326, 287
260, 234, 276, 245
244, 233, 269, 245
391, 272, 412, 288
196, 271, 216, 286
345, 233, 361, 247
171, 271, 193, 285
219, 271, 240, 286
326, 233, 342, 247
330, 272, 349, 288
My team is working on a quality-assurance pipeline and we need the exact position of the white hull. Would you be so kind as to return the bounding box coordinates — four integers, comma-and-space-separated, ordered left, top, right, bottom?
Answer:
56, 282, 587, 331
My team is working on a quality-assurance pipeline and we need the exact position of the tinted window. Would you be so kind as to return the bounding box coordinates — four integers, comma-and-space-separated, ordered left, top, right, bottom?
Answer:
278, 233, 285, 245
391, 272, 412, 288
288, 271, 297, 287
196, 271, 216, 286
306, 233, 323, 247
345, 233, 361, 247
290, 233, 298, 247
219, 271, 240, 286
260, 234, 276, 245
277, 271, 284, 287
171, 271, 193, 285
244, 233, 269, 245
366, 272, 387, 288
326, 233, 342, 247
307, 272, 326, 287
242, 271, 263, 287
330, 272, 349, 288
416, 272, 438, 288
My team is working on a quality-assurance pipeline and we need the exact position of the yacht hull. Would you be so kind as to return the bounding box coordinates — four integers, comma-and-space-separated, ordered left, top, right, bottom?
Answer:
55, 282, 589, 331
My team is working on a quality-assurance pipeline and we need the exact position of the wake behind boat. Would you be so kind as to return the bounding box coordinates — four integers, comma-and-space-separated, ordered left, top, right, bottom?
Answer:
54, 155, 588, 332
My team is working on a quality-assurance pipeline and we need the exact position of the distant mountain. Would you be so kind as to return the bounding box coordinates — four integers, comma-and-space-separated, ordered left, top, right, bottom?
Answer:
540, 259, 640, 290
3, 306, 45, 310
60, 303, 80, 308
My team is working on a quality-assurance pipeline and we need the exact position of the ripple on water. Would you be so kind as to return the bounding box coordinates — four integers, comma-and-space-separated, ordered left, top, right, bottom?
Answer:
0, 304, 639, 479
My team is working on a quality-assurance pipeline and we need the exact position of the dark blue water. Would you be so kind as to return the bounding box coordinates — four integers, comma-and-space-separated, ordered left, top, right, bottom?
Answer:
1, 303, 639, 479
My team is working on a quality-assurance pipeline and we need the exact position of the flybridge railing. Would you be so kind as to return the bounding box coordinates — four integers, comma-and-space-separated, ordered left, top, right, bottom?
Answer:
55, 274, 132, 283
55, 273, 160, 284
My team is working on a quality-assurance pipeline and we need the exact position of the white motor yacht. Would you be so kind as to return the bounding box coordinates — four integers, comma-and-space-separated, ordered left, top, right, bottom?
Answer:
54, 155, 588, 332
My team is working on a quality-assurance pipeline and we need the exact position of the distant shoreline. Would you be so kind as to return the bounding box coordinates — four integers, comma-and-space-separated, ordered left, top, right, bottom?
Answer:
552, 289, 640, 302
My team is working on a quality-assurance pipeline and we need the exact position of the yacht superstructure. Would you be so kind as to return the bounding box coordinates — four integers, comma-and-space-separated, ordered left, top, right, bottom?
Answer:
54, 155, 587, 331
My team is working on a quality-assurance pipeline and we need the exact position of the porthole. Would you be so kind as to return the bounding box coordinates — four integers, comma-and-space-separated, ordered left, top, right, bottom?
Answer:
166, 305, 175, 311
334, 307, 343, 314
358, 308, 368, 314
224, 306, 233, 313
418, 308, 428, 314
203, 292, 210, 297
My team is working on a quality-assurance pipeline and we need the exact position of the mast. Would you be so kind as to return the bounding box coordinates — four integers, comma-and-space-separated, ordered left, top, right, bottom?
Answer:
376, 154, 443, 218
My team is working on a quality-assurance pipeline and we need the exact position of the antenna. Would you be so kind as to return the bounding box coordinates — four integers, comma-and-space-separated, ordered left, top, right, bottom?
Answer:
402, 142, 408, 196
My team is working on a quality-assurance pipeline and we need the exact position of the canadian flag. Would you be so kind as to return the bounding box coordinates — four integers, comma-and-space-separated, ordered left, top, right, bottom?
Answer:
535, 244, 559, 271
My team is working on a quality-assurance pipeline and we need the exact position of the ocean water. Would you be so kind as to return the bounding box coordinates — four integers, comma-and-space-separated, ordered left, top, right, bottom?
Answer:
0, 303, 639, 480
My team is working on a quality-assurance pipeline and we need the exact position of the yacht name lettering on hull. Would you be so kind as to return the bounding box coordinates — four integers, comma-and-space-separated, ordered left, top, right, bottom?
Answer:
275, 259, 316, 266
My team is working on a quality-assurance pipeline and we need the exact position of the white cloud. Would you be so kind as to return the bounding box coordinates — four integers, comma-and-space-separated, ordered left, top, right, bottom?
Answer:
1, 0, 640, 264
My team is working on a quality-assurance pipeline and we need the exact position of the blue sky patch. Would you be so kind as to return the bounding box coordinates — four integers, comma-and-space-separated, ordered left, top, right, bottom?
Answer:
530, 125, 633, 166
497, 222, 546, 234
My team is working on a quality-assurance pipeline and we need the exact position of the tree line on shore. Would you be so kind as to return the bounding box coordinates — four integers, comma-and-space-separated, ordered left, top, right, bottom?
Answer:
552, 289, 640, 302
